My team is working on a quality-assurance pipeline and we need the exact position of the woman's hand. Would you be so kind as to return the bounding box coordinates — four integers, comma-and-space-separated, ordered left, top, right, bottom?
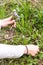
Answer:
0, 16, 16, 28
24, 45, 39, 56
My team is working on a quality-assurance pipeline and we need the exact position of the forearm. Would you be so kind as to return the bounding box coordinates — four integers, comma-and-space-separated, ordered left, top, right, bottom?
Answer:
0, 44, 26, 59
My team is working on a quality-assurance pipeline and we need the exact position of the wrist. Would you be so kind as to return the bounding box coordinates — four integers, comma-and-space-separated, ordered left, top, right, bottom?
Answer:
24, 45, 28, 54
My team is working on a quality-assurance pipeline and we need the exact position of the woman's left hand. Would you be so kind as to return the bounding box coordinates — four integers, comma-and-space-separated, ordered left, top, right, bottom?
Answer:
26, 45, 39, 56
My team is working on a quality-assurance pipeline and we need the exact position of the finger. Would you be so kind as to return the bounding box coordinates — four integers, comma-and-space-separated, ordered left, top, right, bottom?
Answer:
33, 50, 38, 54
31, 53, 35, 56
13, 22, 16, 28
32, 49, 39, 55
31, 51, 37, 56
7, 16, 12, 21
6, 20, 15, 25
28, 49, 38, 56
3, 16, 12, 22
2, 20, 15, 27
35, 46, 39, 52
29, 51, 35, 56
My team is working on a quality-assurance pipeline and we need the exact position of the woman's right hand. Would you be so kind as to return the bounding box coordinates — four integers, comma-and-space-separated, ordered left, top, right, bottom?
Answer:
0, 16, 16, 28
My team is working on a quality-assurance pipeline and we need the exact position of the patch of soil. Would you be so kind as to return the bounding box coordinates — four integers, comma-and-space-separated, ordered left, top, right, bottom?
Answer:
37, 59, 43, 65
0, 28, 15, 41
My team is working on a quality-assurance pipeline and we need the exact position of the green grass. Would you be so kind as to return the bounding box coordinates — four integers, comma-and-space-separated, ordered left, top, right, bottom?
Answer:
0, 0, 43, 65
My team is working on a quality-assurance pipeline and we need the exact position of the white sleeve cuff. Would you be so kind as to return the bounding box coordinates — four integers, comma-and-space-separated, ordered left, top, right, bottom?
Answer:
0, 44, 25, 59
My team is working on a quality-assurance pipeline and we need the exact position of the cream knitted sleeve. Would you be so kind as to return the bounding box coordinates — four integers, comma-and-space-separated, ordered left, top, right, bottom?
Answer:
0, 44, 25, 59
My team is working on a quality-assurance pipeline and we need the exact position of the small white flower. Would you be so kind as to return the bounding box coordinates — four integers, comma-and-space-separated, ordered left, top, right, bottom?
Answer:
22, 35, 25, 39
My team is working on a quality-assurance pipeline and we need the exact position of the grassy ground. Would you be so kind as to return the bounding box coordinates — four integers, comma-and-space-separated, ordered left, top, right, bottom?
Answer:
0, 0, 43, 65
